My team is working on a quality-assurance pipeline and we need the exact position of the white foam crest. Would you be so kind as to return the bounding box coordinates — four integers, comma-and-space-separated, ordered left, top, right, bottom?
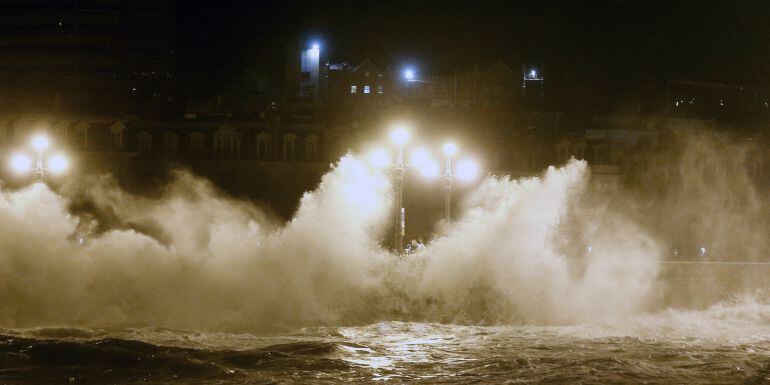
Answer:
0, 155, 664, 331
388, 159, 661, 324
0, 155, 393, 330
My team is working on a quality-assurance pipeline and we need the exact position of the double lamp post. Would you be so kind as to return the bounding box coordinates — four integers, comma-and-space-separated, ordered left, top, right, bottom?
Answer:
8, 134, 69, 180
370, 125, 479, 252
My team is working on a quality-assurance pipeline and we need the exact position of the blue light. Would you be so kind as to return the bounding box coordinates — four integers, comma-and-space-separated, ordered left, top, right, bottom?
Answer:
529, 69, 538, 78
403, 68, 415, 81
311, 42, 320, 51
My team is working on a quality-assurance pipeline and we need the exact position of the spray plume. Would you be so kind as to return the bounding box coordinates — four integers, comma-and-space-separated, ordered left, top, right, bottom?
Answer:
0, 154, 668, 332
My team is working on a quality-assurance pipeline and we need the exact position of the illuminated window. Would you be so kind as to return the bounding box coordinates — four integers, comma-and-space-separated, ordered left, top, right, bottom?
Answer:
350, 85, 357, 94
364, 85, 371, 94
377, 85, 384, 94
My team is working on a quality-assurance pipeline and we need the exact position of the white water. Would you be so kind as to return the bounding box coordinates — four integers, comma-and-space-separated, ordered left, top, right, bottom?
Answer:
0, 154, 761, 333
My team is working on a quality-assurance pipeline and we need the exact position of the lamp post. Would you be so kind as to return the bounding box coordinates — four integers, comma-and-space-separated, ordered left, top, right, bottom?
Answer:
389, 126, 410, 252
31, 135, 50, 180
368, 129, 476, 252
9, 134, 68, 180
442, 142, 457, 221
441, 142, 480, 222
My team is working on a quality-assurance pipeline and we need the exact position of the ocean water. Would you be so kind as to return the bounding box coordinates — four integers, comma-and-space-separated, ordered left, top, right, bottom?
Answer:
0, 158, 768, 383
0, 299, 768, 384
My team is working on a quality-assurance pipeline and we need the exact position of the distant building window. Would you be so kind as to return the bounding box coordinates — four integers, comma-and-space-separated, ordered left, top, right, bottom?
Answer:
364, 85, 371, 94
305, 135, 319, 161
256, 132, 270, 160
350, 85, 357, 94
377, 85, 384, 94
214, 126, 240, 159
137, 132, 153, 157
111, 131, 123, 150
283, 134, 297, 161
189, 132, 205, 152
163, 132, 178, 156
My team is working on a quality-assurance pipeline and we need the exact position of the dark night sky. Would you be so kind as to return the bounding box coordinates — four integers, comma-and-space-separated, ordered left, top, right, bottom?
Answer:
175, 0, 770, 98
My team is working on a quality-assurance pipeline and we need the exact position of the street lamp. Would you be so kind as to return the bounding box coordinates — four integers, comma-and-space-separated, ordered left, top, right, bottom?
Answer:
442, 142, 457, 221
370, 124, 438, 252
403, 68, 416, 81
368, 148, 391, 169
8, 134, 69, 180
441, 142, 479, 221
10, 153, 32, 173
389, 125, 410, 252
367, 130, 479, 250
456, 159, 479, 181
409, 147, 439, 178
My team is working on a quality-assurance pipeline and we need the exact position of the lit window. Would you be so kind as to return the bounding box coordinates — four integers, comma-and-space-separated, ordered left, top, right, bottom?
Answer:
350, 85, 357, 94
377, 85, 384, 94
364, 85, 371, 94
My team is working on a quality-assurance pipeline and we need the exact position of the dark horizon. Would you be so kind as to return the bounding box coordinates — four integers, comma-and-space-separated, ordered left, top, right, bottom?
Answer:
177, 0, 770, 99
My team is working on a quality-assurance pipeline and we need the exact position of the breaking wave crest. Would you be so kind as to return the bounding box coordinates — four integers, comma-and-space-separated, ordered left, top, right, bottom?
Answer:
0, 155, 668, 331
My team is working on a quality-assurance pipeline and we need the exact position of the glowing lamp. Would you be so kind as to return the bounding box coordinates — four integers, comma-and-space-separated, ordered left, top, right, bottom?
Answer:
389, 126, 410, 146
31, 135, 50, 151
368, 148, 391, 169
311, 43, 320, 51
48, 154, 68, 174
419, 160, 440, 178
410, 148, 439, 178
10, 153, 32, 173
456, 159, 479, 181
442, 142, 458, 156
403, 68, 415, 81
409, 147, 431, 166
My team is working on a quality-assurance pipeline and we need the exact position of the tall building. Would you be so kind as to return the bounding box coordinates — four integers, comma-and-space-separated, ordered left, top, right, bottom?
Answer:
284, 40, 326, 105
0, 0, 175, 114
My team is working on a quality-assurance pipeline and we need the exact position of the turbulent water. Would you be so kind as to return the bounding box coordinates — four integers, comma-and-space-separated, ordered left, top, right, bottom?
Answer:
1, 299, 769, 384
0, 153, 768, 383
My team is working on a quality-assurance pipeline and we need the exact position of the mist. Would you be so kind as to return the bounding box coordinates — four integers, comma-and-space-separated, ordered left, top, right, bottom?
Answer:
0, 135, 765, 332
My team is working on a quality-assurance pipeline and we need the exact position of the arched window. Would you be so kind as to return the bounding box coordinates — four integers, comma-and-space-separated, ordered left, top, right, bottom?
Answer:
110, 121, 126, 150
572, 139, 587, 160
53, 120, 71, 146
163, 132, 178, 156
256, 132, 270, 160
137, 132, 153, 157
73, 120, 90, 149
189, 132, 205, 152
555, 140, 570, 164
283, 133, 297, 161
214, 125, 240, 159
305, 134, 319, 161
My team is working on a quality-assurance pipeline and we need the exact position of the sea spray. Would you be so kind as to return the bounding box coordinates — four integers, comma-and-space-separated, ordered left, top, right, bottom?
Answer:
0, 155, 662, 331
